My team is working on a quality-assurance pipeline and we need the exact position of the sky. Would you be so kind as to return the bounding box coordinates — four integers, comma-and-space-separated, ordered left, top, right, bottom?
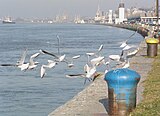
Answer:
0, 0, 155, 18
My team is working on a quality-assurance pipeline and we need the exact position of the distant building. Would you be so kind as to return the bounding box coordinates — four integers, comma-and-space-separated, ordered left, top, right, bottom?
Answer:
141, 17, 160, 25
115, 2, 127, 24
108, 10, 113, 24
94, 5, 107, 23
94, 5, 102, 23
74, 15, 85, 24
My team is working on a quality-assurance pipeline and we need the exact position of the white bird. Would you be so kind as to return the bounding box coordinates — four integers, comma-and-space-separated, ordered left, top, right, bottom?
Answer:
98, 44, 103, 52
17, 49, 28, 66
122, 59, 130, 68
27, 52, 40, 70
86, 44, 104, 59
120, 40, 127, 48
66, 64, 97, 85
120, 29, 138, 48
122, 44, 132, 51
40, 65, 46, 78
86, 52, 95, 64
59, 54, 66, 62
66, 55, 81, 68
47, 60, 58, 68
104, 61, 111, 74
40, 49, 66, 62
86, 52, 95, 56
40, 60, 58, 78
1, 49, 29, 71
16, 49, 30, 71
109, 55, 121, 61
18, 63, 30, 71
90, 56, 105, 66
126, 48, 139, 58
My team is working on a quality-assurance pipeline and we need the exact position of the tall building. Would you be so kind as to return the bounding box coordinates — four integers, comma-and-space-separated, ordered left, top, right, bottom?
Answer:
115, 1, 127, 24
108, 10, 113, 24
119, 3, 125, 22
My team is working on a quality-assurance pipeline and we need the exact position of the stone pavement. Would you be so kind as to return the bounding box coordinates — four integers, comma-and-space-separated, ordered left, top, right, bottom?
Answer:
48, 41, 155, 116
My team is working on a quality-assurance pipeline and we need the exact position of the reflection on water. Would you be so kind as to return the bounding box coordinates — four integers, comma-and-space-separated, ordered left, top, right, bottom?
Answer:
0, 23, 143, 116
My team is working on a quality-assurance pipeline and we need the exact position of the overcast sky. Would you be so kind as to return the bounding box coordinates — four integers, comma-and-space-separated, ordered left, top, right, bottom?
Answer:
0, 0, 155, 18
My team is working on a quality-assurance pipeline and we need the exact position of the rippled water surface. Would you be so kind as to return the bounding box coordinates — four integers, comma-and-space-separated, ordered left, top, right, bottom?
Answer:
0, 23, 143, 116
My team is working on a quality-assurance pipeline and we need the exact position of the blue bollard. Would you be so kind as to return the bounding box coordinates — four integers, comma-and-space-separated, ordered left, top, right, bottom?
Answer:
104, 68, 140, 116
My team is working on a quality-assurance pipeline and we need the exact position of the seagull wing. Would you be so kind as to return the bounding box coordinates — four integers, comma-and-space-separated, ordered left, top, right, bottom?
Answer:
109, 55, 120, 61
98, 44, 103, 52
41, 65, 46, 78
17, 49, 27, 65
66, 74, 85, 78
90, 56, 104, 66
122, 60, 130, 68
86, 52, 95, 56
84, 64, 90, 73
18, 63, 29, 71
29, 52, 40, 66
0, 64, 17, 66
31, 52, 40, 59
122, 45, 132, 51
59, 54, 66, 62
72, 55, 80, 59
40, 49, 59, 59
127, 49, 139, 58
86, 67, 96, 78
120, 41, 127, 48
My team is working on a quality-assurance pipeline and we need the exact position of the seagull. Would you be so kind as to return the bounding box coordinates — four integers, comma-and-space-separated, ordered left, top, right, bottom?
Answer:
66, 64, 97, 85
90, 56, 105, 66
126, 48, 139, 58
86, 44, 104, 59
66, 55, 81, 68
120, 29, 138, 48
27, 52, 40, 70
40, 60, 58, 78
40, 65, 46, 78
104, 61, 111, 74
40, 49, 66, 62
98, 44, 103, 52
122, 44, 132, 51
109, 55, 121, 61
122, 59, 130, 68
0, 49, 29, 71
115, 48, 139, 69
86, 52, 95, 63
120, 40, 128, 48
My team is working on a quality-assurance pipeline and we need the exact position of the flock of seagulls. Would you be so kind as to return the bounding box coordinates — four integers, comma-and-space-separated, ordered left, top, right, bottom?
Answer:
0, 32, 140, 84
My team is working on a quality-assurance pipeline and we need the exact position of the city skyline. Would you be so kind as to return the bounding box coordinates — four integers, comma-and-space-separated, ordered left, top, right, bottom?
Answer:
0, 0, 155, 18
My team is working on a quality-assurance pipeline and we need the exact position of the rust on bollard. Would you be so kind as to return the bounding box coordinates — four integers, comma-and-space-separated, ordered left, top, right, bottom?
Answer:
104, 69, 140, 116
146, 38, 159, 57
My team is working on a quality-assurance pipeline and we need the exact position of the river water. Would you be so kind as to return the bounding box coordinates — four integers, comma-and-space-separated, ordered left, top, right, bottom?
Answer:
0, 23, 143, 116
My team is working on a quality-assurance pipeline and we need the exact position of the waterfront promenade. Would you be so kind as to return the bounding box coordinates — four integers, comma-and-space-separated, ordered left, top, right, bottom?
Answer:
48, 28, 155, 115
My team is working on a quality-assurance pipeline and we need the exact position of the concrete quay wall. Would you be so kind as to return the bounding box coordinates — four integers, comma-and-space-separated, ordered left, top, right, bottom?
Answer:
102, 23, 149, 37
48, 25, 154, 116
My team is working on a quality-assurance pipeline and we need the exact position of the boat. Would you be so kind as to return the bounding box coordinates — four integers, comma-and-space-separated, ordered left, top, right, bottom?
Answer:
2, 17, 15, 24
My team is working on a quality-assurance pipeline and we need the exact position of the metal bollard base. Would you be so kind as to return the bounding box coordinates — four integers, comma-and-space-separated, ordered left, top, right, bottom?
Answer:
147, 43, 158, 57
